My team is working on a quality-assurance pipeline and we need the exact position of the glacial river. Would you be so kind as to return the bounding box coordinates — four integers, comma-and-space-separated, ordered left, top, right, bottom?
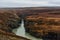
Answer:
13, 20, 42, 40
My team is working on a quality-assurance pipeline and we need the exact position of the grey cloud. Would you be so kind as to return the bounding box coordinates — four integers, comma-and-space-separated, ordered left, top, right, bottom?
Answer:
48, 0, 60, 5
0, 0, 60, 7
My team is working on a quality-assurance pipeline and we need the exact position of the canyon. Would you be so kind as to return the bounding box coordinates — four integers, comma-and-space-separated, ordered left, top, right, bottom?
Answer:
0, 7, 60, 40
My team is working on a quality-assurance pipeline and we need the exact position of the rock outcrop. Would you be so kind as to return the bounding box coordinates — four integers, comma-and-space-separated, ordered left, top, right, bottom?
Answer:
0, 12, 20, 32
24, 15, 60, 40
0, 11, 30, 40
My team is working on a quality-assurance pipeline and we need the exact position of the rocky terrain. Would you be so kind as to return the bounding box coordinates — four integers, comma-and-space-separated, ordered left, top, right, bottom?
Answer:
0, 7, 60, 40
0, 9, 29, 40
24, 15, 60, 40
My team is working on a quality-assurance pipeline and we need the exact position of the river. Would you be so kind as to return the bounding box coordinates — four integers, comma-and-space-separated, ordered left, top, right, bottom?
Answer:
13, 20, 42, 40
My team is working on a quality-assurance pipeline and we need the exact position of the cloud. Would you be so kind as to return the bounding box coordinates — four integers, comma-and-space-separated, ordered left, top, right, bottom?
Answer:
0, 0, 60, 7
0, 0, 49, 7
49, 0, 60, 5
0, 0, 48, 4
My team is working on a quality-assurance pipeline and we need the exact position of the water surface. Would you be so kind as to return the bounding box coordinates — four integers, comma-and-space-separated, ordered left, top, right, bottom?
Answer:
13, 20, 42, 40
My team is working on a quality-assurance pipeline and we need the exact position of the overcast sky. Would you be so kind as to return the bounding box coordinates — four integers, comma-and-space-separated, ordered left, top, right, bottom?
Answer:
0, 0, 60, 7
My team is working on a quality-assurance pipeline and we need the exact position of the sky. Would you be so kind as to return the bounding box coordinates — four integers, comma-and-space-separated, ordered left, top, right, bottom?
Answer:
0, 0, 60, 7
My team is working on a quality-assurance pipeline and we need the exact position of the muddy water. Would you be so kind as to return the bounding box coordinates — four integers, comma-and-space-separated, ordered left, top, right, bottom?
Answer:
13, 20, 42, 40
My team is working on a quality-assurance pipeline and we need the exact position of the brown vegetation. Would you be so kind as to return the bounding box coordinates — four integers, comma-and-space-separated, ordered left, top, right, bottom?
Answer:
0, 10, 29, 40
0, 7, 60, 40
